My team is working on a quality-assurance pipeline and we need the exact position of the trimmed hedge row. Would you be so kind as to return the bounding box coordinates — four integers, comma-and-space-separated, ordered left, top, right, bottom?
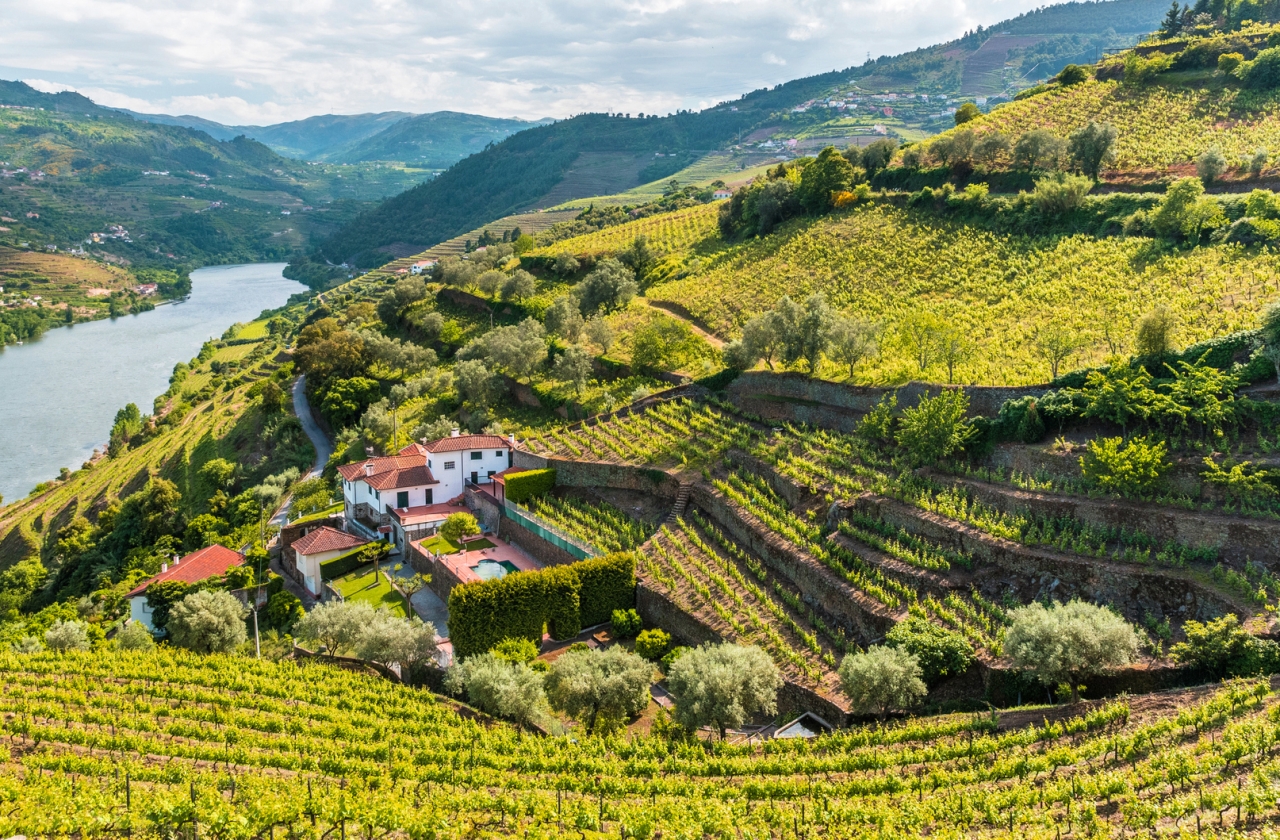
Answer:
449, 552, 636, 658
319, 546, 368, 581
504, 468, 557, 504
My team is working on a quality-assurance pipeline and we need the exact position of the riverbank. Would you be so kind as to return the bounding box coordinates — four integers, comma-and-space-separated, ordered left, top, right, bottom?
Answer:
0, 263, 304, 504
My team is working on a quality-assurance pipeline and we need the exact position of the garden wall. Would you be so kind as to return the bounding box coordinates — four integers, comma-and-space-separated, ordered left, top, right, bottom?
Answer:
692, 484, 897, 646
941, 474, 1280, 565
636, 582, 853, 726
848, 494, 1246, 627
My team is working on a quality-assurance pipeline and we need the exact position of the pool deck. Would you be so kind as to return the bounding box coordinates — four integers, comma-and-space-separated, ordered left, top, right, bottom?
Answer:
425, 535, 541, 586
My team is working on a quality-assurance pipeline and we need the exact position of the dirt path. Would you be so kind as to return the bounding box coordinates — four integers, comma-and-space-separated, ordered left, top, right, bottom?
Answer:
639, 298, 725, 348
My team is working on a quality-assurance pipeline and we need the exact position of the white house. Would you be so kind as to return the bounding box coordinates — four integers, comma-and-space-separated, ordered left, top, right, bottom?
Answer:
409, 259, 437, 275
713, 188, 732, 200
126, 545, 244, 634
292, 526, 369, 597
338, 432, 515, 541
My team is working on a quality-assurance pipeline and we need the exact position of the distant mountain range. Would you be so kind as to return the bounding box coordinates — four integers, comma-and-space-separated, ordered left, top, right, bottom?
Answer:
117, 108, 553, 167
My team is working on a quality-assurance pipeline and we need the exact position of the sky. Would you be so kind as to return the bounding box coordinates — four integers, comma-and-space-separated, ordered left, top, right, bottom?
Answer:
1, 0, 1049, 126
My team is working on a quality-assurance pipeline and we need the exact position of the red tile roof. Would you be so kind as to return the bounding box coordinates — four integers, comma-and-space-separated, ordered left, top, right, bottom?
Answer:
337, 454, 436, 489
423, 433, 512, 453
389, 497, 467, 525
398, 442, 430, 457
126, 545, 244, 597
292, 526, 368, 557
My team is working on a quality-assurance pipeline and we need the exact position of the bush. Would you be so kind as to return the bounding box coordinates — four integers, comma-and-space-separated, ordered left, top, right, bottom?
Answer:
166, 590, 248, 654
574, 552, 637, 628
895, 390, 977, 465
545, 646, 652, 734
1056, 64, 1089, 85
44, 620, 91, 653
838, 646, 927, 720
1080, 435, 1171, 497
449, 564, 580, 658
1031, 171, 1093, 215
1238, 47, 1280, 89
1196, 146, 1228, 184
115, 622, 156, 651
444, 652, 546, 727
1171, 614, 1280, 678
492, 637, 540, 663
611, 608, 642, 638
885, 617, 975, 684
440, 512, 481, 543
264, 590, 304, 630
666, 643, 782, 739
1218, 52, 1244, 74
660, 645, 690, 670
635, 628, 672, 661
504, 469, 556, 504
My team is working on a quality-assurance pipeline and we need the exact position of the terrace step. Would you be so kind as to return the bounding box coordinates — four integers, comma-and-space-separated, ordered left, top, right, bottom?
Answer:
667, 483, 692, 523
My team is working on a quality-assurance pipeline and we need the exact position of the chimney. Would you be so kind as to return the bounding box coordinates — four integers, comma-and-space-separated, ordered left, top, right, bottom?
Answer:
364, 461, 374, 476
172, 554, 180, 565
508, 433, 515, 445
450, 429, 460, 438
161, 563, 169, 573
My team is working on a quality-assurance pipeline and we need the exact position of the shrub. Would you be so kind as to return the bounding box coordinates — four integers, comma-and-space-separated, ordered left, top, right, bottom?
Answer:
44, 620, 91, 653
1005, 600, 1140, 701
440, 512, 481, 544
1238, 46, 1280, 89
1056, 64, 1089, 85
1218, 52, 1244, 74
264, 591, 304, 630
1200, 458, 1278, 505
660, 645, 690, 670
574, 552, 637, 628
449, 564, 580, 658
859, 394, 897, 443
1080, 435, 1171, 497
504, 469, 556, 504
885, 617, 975, 684
1196, 146, 1228, 184
1171, 614, 1280, 678
839, 646, 927, 720
1030, 171, 1093, 215
635, 628, 672, 661
115, 622, 156, 651
611, 608, 643, 638
895, 390, 977, 466
166, 590, 248, 654
1135, 306, 1179, 357
492, 637, 540, 663
444, 652, 546, 727
953, 102, 981, 125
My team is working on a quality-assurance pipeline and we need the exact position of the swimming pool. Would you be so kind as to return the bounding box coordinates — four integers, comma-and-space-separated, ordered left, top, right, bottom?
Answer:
472, 559, 521, 581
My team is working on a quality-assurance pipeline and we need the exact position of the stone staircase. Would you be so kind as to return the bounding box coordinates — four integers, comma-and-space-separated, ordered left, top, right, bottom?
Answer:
666, 483, 692, 524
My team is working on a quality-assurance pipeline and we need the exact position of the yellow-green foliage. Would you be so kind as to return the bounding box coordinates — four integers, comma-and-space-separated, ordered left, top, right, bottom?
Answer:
528, 203, 719, 259
624, 202, 1280, 385
954, 80, 1280, 170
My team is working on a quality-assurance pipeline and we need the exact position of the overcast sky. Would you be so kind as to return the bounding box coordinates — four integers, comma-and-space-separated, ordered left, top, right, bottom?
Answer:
2, 0, 1047, 126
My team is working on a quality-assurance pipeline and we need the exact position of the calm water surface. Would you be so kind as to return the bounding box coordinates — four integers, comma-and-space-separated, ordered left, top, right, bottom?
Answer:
0, 263, 304, 502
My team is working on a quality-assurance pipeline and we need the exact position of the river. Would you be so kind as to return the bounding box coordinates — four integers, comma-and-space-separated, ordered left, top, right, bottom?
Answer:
0, 263, 306, 504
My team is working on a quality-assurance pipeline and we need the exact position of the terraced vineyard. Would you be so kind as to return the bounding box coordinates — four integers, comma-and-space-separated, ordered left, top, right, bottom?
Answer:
525, 494, 654, 554
522, 397, 761, 467
3, 650, 1280, 838
953, 79, 1280, 170
527, 203, 721, 259
638, 512, 847, 687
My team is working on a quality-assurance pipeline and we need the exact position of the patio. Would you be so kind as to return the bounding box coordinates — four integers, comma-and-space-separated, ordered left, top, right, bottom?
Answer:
414, 534, 542, 586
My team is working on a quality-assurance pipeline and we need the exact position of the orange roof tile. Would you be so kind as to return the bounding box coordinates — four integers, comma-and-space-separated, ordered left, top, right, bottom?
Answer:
422, 433, 512, 453
126, 545, 244, 597
292, 526, 368, 557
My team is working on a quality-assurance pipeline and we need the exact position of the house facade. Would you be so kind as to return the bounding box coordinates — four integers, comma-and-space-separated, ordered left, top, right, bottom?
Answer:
291, 526, 369, 597
126, 545, 244, 634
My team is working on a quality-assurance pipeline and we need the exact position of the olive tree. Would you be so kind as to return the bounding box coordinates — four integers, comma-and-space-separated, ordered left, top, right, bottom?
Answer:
1005, 600, 1140, 702
545, 645, 652, 734
116, 621, 156, 651
45, 619, 91, 653
544, 295, 585, 342
295, 600, 376, 655
1196, 146, 1228, 184
838, 646, 927, 720
355, 612, 438, 674
666, 642, 782, 739
1068, 121, 1118, 180
553, 345, 594, 394
445, 652, 546, 728
166, 590, 248, 654
828, 314, 880, 379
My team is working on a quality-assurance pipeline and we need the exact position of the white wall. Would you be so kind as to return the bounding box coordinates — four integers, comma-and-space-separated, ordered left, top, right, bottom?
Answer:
296, 546, 349, 596
129, 596, 157, 634
428, 446, 511, 500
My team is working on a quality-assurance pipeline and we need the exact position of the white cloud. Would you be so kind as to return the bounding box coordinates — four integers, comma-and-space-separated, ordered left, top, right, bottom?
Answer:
0, 0, 1053, 124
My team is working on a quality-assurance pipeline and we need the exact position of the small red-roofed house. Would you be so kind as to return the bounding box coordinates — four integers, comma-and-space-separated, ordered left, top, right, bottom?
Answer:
127, 545, 244, 633
292, 526, 369, 596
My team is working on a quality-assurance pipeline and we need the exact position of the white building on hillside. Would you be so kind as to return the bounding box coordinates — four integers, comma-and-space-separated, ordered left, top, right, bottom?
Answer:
127, 545, 244, 634
292, 526, 368, 597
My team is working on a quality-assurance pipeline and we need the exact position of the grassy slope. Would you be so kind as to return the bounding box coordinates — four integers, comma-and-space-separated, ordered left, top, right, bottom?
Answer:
533, 200, 1280, 385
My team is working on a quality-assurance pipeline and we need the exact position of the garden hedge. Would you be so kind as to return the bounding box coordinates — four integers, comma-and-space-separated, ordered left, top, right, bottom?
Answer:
448, 552, 636, 658
319, 546, 368, 581
504, 468, 557, 504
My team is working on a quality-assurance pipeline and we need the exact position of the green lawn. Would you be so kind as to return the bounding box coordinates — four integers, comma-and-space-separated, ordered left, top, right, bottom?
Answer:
333, 564, 410, 618
418, 535, 495, 555
290, 502, 343, 525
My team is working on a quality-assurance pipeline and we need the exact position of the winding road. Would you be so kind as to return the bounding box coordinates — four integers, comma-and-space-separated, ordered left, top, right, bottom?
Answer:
269, 375, 333, 530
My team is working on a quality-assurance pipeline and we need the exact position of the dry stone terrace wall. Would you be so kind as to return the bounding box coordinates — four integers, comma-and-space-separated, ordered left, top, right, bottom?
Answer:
726, 372, 1046, 430
691, 483, 898, 646
938, 473, 1280, 566
847, 494, 1249, 629
636, 582, 854, 726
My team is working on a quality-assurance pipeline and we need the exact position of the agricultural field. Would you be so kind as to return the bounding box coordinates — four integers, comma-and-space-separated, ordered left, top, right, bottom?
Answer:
3, 650, 1280, 838
536, 199, 1280, 385
955, 79, 1280, 172
524, 494, 654, 555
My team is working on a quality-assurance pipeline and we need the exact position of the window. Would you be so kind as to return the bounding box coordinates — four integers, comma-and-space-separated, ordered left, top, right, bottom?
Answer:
374, 490, 380, 501
396, 491, 409, 509
495, 450, 504, 457
487, 470, 496, 478
428, 460, 432, 469
470, 451, 482, 460
443, 460, 456, 470
425, 489, 433, 505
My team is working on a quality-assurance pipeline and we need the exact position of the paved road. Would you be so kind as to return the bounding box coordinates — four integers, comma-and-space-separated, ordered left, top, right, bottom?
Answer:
269, 375, 334, 529
293, 374, 332, 478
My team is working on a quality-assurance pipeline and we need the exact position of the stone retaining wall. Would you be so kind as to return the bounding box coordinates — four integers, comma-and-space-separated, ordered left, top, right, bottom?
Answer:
692, 484, 897, 646
636, 582, 853, 726
849, 494, 1245, 627
941, 474, 1280, 565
